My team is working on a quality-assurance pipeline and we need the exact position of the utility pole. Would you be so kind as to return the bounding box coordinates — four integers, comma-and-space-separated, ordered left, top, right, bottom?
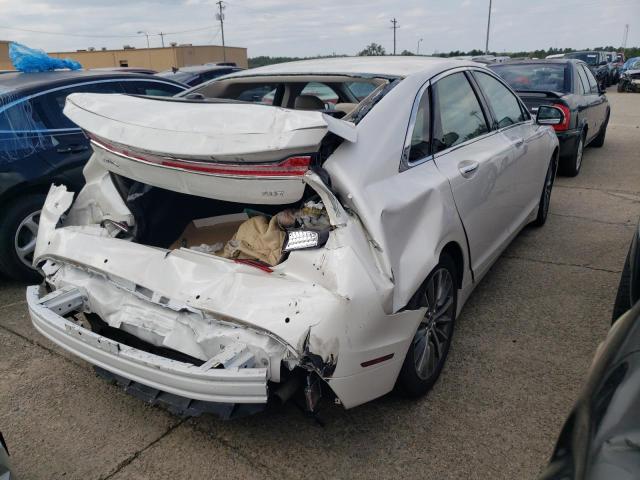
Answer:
622, 24, 629, 49
485, 0, 492, 55
216, 0, 226, 62
159, 32, 165, 48
417, 37, 423, 55
390, 18, 399, 55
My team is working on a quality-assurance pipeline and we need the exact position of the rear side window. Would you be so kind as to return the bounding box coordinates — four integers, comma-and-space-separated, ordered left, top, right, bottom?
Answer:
346, 82, 377, 101
474, 72, 525, 128
490, 63, 568, 92
406, 86, 431, 161
40, 80, 125, 129
121, 81, 184, 97
575, 65, 590, 94
581, 65, 599, 93
432, 72, 488, 151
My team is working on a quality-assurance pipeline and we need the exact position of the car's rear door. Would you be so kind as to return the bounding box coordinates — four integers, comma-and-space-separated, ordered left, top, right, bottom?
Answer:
580, 65, 607, 143
471, 70, 546, 222
35, 79, 126, 188
429, 69, 523, 278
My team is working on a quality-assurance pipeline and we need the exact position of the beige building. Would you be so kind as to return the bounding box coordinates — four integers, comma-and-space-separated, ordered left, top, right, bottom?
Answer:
0, 41, 247, 71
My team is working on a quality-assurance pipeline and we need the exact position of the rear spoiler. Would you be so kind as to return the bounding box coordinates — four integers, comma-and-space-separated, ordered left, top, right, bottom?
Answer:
515, 90, 564, 99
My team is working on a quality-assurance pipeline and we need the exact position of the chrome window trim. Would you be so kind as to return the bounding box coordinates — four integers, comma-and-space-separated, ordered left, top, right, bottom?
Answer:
0, 78, 185, 113
400, 79, 433, 170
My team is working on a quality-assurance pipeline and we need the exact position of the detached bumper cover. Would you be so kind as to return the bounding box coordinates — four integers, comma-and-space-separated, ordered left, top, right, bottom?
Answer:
26, 285, 269, 404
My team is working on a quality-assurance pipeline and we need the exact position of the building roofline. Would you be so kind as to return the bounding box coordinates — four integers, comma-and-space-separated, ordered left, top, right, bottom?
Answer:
49, 44, 246, 55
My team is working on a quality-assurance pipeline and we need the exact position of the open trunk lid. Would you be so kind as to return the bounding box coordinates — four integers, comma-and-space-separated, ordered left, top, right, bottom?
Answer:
515, 90, 565, 115
63, 93, 356, 204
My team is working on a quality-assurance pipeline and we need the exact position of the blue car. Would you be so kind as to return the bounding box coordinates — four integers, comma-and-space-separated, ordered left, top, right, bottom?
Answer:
0, 70, 186, 281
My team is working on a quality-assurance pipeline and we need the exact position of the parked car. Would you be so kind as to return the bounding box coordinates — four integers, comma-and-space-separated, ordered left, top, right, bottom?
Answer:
612, 218, 640, 320
0, 431, 12, 480
27, 57, 562, 418
0, 70, 187, 281
564, 51, 610, 87
539, 302, 640, 479
490, 59, 610, 177
157, 65, 244, 87
604, 52, 620, 84
617, 59, 640, 93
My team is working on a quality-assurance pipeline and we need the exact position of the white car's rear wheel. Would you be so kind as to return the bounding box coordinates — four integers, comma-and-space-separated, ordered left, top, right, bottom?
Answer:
397, 254, 457, 397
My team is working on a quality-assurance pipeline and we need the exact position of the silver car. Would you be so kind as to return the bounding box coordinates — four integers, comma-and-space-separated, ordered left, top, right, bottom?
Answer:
27, 57, 561, 416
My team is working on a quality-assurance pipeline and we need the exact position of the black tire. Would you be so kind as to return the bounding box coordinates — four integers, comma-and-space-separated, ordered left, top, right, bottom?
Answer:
0, 194, 46, 283
559, 131, 585, 177
612, 248, 632, 324
397, 254, 457, 397
617, 82, 625, 93
590, 113, 609, 148
531, 156, 556, 227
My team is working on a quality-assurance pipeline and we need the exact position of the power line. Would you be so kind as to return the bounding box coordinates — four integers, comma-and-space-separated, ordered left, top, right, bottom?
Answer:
0, 24, 216, 39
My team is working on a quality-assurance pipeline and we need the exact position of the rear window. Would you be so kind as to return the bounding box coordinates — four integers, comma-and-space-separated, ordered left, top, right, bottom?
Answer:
565, 52, 599, 66
490, 64, 569, 92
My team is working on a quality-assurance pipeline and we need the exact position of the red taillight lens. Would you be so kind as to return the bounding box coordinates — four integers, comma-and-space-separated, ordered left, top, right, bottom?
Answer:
88, 134, 311, 177
551, 103, 571, 132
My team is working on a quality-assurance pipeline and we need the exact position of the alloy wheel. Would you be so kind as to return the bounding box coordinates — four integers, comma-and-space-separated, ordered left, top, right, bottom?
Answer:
413, 268, 455, 380
14, 210, 40, 268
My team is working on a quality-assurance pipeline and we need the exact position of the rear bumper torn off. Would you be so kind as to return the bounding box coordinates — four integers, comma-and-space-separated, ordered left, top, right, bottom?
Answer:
26, 285, 269, 404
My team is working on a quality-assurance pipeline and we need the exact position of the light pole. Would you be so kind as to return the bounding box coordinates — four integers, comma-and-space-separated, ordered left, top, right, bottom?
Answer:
484, 0, 492, 55
417, 37, 423, 55
137, 31, 150, 49
137, 31, 151, 68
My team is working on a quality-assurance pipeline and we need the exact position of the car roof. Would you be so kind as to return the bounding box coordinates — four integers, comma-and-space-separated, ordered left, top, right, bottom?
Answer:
0, 70, 183, 96
220, 56, 480, 79
160, 65, 240, 74
491, 59, 580, 66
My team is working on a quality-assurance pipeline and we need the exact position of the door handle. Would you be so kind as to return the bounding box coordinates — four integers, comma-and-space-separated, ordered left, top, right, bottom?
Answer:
513, 138, 525, 148
458, 160, 479, 178
56, 144, 89, 154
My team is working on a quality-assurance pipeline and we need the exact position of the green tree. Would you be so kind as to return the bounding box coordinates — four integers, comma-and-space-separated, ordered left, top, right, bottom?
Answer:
358, 43, 386, 56
400, 49, 415, 56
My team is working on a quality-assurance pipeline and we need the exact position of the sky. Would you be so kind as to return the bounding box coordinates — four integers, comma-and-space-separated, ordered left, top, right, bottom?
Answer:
1, 0, 638, 57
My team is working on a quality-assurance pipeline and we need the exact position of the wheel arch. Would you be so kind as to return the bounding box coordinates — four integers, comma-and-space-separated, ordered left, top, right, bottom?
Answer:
439, 241, 464, 290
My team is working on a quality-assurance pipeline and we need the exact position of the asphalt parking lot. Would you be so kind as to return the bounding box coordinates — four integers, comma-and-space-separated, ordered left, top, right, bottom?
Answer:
1, 88, 639, 480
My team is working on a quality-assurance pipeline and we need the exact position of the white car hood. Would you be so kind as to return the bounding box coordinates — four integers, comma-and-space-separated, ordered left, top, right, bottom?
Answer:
63, 93, 356, 160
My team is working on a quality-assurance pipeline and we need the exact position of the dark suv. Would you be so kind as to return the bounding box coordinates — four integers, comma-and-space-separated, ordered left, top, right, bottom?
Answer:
564, 51, 610, 87
490, 59, 610, 177
0, 70, 186, 281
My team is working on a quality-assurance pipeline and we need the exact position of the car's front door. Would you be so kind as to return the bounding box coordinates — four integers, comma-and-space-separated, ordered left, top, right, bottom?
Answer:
430, 70, 520, 278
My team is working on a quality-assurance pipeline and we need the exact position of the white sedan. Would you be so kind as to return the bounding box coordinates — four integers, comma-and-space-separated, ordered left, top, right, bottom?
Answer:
27, 57, 562, 417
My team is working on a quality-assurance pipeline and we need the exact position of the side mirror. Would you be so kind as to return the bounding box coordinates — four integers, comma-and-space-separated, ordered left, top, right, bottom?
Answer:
536, 105, 565, 126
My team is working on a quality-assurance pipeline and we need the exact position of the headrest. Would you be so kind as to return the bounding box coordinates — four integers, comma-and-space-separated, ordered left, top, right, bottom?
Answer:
294, 94, 325, 110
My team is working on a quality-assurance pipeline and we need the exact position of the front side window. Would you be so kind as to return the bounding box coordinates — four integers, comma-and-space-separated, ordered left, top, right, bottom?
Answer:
432, 72, 488, 151
474, 71, 525, 129
406, 86, 431, 162
300, 82, 339, 106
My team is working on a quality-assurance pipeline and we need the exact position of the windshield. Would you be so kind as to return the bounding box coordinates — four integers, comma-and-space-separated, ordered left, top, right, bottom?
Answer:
565, 52, 599, 66
490, 63, 568, 92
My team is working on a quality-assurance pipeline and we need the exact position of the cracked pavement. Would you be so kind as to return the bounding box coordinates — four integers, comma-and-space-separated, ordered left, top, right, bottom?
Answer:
1, 88, 639, 479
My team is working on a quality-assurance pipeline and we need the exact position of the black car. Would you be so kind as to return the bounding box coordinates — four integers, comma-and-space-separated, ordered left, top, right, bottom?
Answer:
539, 224, 640, 480
564, 51, 610, 87
489, 59, 610, 177
0, 70, 187, 281
157, 65, 243, 87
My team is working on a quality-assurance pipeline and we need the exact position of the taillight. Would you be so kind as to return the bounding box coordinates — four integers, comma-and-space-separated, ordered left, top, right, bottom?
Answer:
551, 103, 571, 132
88, 134, 311, 178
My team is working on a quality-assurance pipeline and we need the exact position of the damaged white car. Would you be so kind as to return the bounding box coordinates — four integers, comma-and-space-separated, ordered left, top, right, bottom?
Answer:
26, 57, 563, 418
